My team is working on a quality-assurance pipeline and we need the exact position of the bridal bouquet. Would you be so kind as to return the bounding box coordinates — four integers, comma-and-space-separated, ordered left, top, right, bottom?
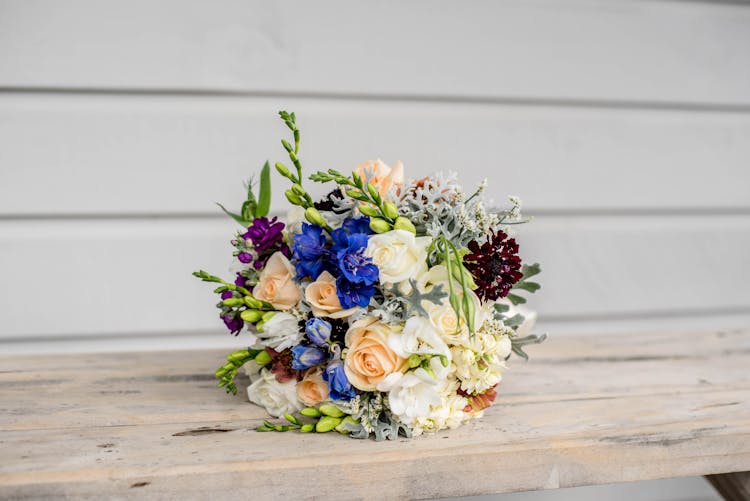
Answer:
194, 111, 545, 440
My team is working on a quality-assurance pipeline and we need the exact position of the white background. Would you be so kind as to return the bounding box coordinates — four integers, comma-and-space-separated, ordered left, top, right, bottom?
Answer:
1, 1, 748, 499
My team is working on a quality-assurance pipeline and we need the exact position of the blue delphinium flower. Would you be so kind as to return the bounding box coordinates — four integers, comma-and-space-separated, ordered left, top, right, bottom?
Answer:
336, 276, 376, 308
334, 232, 379, 285
340, 216, 372, 236
305, 318, 331, 347
291, 344, 327, 370
323, 360, 357, 401
292, 223, 329, 279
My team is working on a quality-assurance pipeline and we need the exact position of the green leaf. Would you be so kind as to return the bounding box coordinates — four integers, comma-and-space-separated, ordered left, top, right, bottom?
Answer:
256, 161, 272, 217
215, 202, 251, 227
521, 263, 542, 280
506, 293, 527, 305
514, 281, 541, 293
494, 303, 510, 314
504, 313, 525, 328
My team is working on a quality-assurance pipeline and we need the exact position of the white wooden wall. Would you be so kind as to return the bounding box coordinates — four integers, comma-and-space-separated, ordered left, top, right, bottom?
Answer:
2, 0, 749, 353
1, 0, 746, 499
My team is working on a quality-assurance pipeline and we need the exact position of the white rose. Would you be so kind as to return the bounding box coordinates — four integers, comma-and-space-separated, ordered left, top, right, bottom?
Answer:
388, 316, 451, 361
246, 368, 302, 417
365, 230, 430, 285
254, 312, 302, 351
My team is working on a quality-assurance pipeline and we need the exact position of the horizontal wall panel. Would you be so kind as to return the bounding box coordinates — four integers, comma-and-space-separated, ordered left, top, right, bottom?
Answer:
0, 215, 748, 338
0, 1, 749, 106
2, 94, 750, 215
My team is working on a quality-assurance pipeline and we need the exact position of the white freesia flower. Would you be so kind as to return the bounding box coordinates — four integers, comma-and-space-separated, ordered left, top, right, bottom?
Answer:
242, 359, 263, 383
284, 206, 306, 239
388, 316, 451, 361
253, 312, 302, 351
246, 368, 302, 417
377, 367, 442, 427
365, 230, 430, 286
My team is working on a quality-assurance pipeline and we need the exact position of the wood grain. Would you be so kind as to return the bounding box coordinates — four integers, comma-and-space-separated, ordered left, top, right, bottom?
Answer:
1, 330, 748, 499
1, 1, 749, 106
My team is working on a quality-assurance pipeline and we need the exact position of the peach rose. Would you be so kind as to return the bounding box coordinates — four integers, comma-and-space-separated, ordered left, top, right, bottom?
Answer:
305, 271, 358, 318
296, 369, 329, 406
353, 159, 404, 196
253, 252, 300, 310
344, 317, 406, 391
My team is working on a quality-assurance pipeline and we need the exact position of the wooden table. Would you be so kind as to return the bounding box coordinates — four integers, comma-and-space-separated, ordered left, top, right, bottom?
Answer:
1, 330, 749, 500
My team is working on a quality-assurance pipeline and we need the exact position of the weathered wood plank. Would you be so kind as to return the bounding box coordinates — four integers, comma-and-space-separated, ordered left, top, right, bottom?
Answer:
0, 330, 748, 499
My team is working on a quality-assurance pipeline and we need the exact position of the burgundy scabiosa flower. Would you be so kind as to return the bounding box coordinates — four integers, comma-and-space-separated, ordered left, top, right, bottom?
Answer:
463, 230, 523, 301
242, 216, 290, 269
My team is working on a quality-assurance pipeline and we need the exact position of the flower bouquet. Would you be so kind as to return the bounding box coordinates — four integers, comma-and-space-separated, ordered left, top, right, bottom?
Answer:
193, 111, 546, 440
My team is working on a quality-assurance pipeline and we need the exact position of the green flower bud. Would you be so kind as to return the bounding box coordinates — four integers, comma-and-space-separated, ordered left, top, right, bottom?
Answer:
305, 207, 327, 227
300, 407, 322, 418
358, 204, 379, 217
222, 297, 245, 307
393, 216, 416, 234
285, 189, 304, 206
346, 189, 369, 202
366, 183, 381, 203
215, 366, 229, 378
281, 139, 293, 152
254, 350, 272, 366
315, 416, 342, 433
335, 415, 360, 434
407, 354, 422, 368
318, 403, 346, 418
275, 162, 291, 178
369, 217, 392, 234
244, 296, 263, 309
291, 183, 306, 196
262, 311, 277, 323
383, 201, 399, 220
283, 413, 302, 425
240, 309, 262, 323
227, 350, 250, 364
438, 355, 449, 367
300, 423, 314, 433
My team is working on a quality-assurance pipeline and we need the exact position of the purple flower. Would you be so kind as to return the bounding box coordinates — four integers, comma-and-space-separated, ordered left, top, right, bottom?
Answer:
237, 252, 253, 264
222, 314, 243, 336
241, 217, 290, 269
336, 276, 376, 308
234, 273, 247, 287
323, 360, 357, 401
291, 344, 327, 370
305, 318, 332, 347
220, 291, 234, 300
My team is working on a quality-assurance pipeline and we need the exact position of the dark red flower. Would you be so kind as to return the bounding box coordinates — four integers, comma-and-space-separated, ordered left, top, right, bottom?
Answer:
265, 347, 302, 383
463, 230, 522, 301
